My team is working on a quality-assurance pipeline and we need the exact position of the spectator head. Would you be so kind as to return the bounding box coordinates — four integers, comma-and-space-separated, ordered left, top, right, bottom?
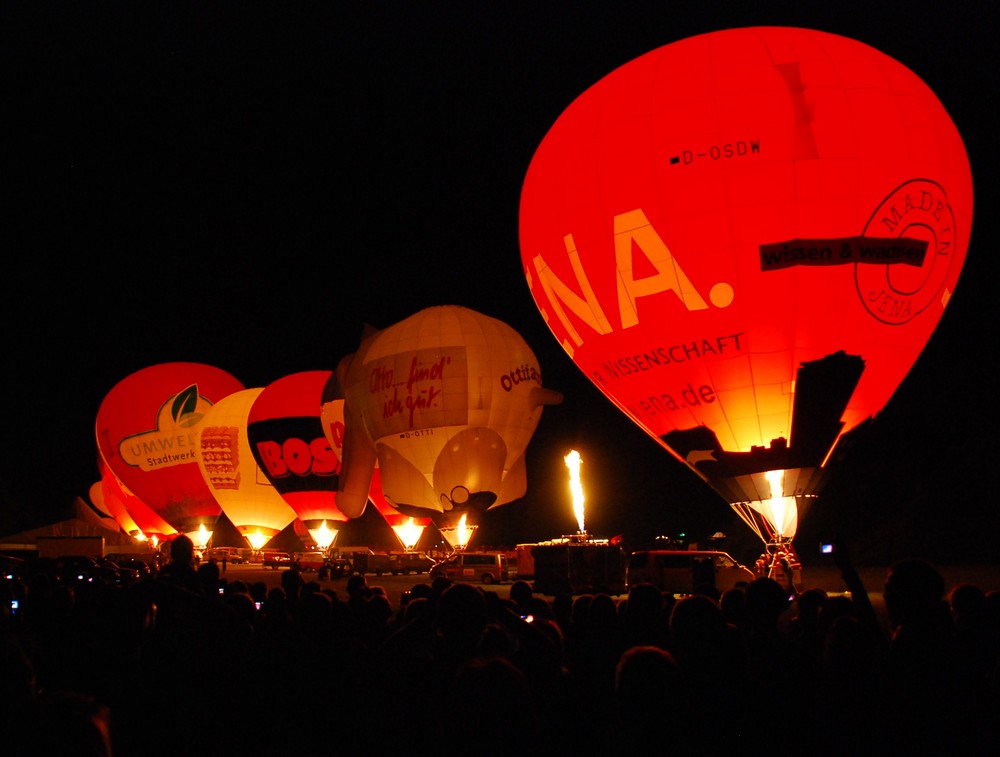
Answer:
169, 534, 195, 565
346, 572, 370, 598
745, 576, 790, 628
883, 558, 945, 628
719, 587, 748, 628
436, 583, 488, 650
509, 579, 533, 610
197, 560, 221, 593
948, 583, 985, 628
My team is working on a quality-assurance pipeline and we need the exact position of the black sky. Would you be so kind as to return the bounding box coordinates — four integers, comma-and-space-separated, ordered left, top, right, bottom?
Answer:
3, 1, 997, 564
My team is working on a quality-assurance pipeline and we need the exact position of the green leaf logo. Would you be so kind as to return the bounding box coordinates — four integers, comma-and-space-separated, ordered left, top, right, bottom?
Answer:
171, 385, 199, 424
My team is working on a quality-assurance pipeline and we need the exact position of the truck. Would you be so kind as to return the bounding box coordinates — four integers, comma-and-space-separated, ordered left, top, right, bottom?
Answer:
531, 539, 626, 596
330, 547, 435, 576
355, 551, 434, 576
36, 536, 105, 560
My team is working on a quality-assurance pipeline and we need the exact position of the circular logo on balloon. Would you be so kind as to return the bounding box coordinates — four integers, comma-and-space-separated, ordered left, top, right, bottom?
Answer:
856, 179, 959, 325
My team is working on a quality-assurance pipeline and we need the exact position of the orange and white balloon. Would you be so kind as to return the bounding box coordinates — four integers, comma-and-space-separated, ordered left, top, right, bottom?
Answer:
336, 305, 563, 522
195, 387, 298, 550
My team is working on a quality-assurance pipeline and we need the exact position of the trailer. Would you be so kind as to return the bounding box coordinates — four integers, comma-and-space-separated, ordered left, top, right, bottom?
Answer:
531, 537, 626, 596
346, 550, 435, 576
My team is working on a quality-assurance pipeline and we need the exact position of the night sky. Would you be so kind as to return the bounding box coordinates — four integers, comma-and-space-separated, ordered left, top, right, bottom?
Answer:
3, 1, 997, 564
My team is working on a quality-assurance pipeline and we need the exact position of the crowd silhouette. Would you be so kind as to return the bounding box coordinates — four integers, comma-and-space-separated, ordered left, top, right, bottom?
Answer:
2, 534, 998, 756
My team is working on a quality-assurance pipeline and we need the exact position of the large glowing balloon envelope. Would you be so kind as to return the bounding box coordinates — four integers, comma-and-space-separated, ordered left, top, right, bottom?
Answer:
518, 27, 973, 546
95, 362, 246, 537
195, 387, 298, 550
248, 370, 347, 548
336, 305, 564, 522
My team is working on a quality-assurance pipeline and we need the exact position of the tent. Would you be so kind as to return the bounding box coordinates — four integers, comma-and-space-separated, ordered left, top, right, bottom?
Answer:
0, 496, 138, 553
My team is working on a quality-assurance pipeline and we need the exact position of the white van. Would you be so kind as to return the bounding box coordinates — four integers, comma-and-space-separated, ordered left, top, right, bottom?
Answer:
625, 550, 754, 595
430, 552, 510, 584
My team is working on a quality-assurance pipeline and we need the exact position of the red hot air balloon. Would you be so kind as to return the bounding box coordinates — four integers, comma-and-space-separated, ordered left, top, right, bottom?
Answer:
95, 362, 245, 539
95, 454, 176, 541
518, 27, 973, 553
89, 477, 138, 536
247, 370, 348, 549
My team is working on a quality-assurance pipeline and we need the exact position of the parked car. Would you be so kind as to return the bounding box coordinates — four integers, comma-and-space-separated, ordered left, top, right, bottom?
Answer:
204, 547, 244, 565
53, 555, 117, 584
97, 557, 141, 586
1, 554, 26, 581
624, 550, 754, 595
430, 552, 510, 584
262, 551, 292, 569
105, 555, 153, 579
325, 558, 353, 578
293, 552, 326, 571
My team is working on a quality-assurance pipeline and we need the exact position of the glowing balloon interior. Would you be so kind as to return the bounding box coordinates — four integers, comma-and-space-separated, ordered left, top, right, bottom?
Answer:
518, 27, 973, 547
195, 387, 298, 549
337, 305, 563, 524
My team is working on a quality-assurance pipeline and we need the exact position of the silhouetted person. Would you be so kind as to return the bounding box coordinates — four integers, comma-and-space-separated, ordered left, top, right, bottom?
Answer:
787, 586, 829, 678
568, 592, 623, 736
196, 559, 221, 596
1, 632, 38, 757
620, 581, 668, 649
550, 592, 573, 636
35, 689, 113, 757
345, 572, 371, 620
156, 535, 199, 593
614, 645, 690, 751
719, 586, 749, 631
668, 593, 748, 748
509, 579, 534, 616
743, 576, 806, 743
434, 582, 489, 666
280, 567, 305, 610
882, 558, 956, 752
817, 611, 890, 754
449, 656, 538, 752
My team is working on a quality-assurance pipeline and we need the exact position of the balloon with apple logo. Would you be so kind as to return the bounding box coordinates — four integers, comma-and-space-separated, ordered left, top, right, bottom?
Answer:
95, 362, 246, 538
518, 27, 973, 551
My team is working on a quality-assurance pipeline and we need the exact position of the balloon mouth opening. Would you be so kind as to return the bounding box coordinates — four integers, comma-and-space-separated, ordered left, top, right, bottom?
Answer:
389, 490, 498, 521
